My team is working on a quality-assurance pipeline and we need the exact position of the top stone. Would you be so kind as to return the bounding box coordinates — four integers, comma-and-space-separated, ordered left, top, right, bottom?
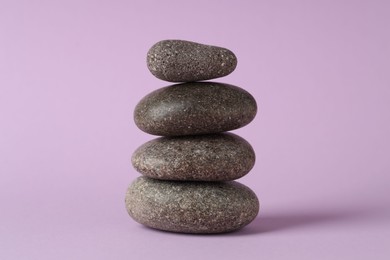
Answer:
147, 40, 237, 82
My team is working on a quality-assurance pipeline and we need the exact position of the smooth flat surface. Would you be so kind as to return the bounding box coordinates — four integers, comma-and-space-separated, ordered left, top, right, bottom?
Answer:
1, 0, 390, 259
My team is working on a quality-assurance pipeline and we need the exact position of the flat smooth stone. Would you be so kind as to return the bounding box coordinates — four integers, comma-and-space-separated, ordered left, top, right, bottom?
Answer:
125, 177, 259, 233
134, 82, 257, 136
147, 40, 237, 82
132, 133, 255, 181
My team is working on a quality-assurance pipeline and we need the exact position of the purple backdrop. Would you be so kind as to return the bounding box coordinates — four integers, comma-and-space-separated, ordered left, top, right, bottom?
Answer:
1, 0, 390, 259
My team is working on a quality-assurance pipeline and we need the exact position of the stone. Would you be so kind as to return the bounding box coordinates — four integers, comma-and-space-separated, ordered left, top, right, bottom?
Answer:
125, 177, 259, 233
147, 40, 237, 82
134, 82, 257, 136
132, 133, 255, 181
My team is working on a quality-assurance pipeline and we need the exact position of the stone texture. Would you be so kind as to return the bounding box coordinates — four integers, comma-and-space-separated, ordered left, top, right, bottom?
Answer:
125, 177, 259, 233
147, 40, 237, 82
134, 82, 257, 136
132, 133, 255, 181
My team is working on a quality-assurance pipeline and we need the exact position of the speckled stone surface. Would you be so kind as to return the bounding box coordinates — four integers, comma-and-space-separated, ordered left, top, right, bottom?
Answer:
147, 40, 237, 82
134, 82, 257, 136
125, 177, 259, 233
132, 133, 255, 181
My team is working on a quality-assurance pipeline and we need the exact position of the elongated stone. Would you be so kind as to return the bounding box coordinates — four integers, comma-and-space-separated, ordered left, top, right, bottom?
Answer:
132, 133, 255, 181
134, 82, 257, 136
147, 40, 237, 82
125, 177, 259, 233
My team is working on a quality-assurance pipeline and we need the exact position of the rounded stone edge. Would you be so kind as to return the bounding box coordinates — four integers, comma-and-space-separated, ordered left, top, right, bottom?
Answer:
125, 177, 260, 234
146, 39, 238, 82
131, 133, 256, 181
133, 82, 258, 136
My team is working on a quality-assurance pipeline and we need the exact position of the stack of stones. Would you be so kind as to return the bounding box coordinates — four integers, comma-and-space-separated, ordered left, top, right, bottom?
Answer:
125, 40, 260, 234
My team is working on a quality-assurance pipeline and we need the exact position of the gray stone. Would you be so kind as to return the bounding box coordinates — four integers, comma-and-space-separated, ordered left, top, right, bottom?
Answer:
147, 40, 237, 82
125, 177, 259, 233
134, 82, 257, 136
132, 133, 255, 181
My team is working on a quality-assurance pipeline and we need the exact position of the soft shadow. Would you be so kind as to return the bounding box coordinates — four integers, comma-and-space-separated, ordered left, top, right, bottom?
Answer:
229, 207, 379, 236
137, 206, 385, 236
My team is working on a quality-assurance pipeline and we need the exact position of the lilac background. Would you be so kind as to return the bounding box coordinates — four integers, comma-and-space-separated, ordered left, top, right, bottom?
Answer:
1, 0, 390, 259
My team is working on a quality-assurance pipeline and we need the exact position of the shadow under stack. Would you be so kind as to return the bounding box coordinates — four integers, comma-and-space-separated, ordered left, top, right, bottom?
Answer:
125, 40, 260, 233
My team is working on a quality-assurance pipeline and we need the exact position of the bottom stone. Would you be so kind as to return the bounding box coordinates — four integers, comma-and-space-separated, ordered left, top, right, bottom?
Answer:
125, 176, 259, 233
